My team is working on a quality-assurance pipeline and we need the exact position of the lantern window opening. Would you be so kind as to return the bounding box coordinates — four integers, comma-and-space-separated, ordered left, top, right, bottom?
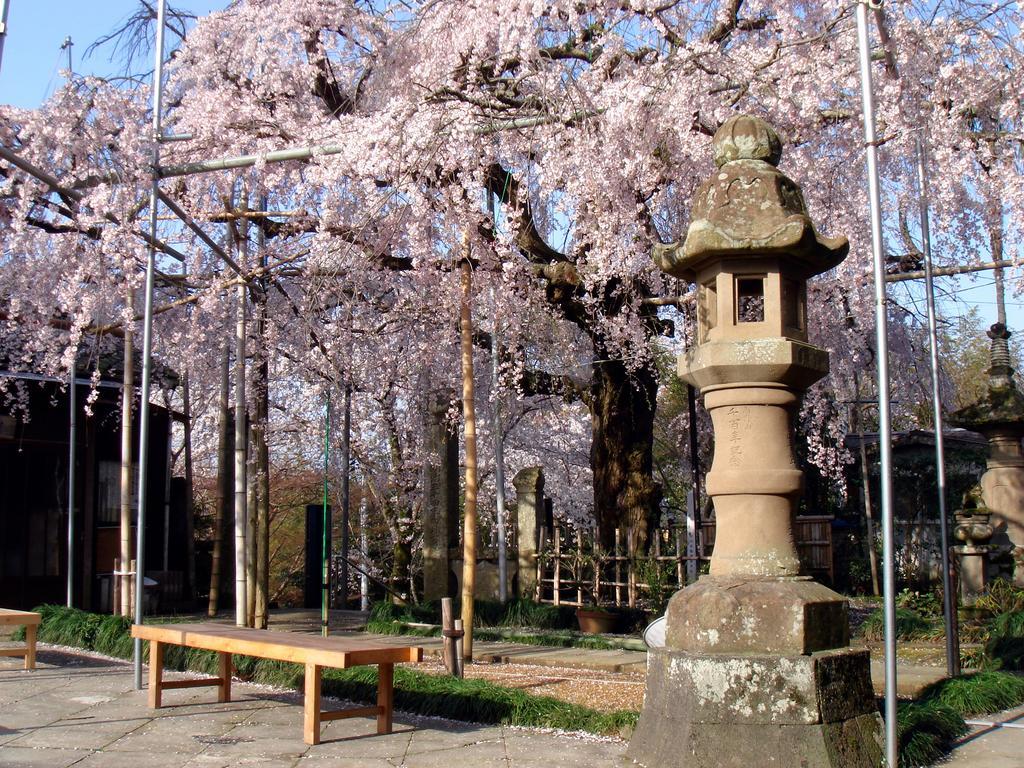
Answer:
699, 278, 718, 342
735, 275, 765, 324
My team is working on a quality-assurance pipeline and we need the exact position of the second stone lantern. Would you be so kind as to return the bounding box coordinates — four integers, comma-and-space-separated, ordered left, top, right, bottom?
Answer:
628, 116, 883, 767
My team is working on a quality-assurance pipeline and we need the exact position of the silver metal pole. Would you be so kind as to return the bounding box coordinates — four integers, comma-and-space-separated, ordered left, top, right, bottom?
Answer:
856, 4, 898, 765
917, 135, 959, 677
133, 0, 167, 690
66, 363, 76, 607
0, 0, 11, 75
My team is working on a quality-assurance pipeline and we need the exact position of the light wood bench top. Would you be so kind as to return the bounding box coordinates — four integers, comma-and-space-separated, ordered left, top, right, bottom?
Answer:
0, 609, 41, 626
0, 609, 40, 670
132, 622, 423, 745
131, 623, 422, 668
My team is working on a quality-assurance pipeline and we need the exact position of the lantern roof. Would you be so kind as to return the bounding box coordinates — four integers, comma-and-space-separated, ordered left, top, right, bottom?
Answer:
653, 115, 849, 282
949, 323, 1024, 434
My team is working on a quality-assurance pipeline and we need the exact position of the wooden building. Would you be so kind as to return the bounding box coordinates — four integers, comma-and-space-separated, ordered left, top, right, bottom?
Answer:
0, 370, 188, 611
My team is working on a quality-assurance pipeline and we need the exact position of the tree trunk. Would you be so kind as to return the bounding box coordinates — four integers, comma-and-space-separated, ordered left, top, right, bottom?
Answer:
253, 356, 270, 628
590, 340, 659, 557
253, 195, 271, 629
208, 346, 231, 617
459, 254, 478, 660
119, 290, 135, 617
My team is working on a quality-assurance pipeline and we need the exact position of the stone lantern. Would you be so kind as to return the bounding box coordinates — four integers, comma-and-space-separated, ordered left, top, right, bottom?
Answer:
949, 323, 1024, 584
628, 116, 883, 768
952, 486, 995, 606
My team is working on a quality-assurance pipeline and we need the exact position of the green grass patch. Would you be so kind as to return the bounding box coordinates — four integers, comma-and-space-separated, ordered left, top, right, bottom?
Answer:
366, 617, 630, 651
920, 671, 1024, 716
25, 604, 637, 737
370, 598, 581, 630
897, 700, 968, 768
859, 607, 936, 642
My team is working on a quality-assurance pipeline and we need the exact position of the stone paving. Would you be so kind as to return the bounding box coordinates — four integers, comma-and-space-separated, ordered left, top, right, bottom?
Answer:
3, 644, 1023, 767
0, 648, 627, 768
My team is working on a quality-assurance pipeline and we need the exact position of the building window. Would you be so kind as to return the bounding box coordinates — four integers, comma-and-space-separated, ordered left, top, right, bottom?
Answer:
98, 461, 136, 525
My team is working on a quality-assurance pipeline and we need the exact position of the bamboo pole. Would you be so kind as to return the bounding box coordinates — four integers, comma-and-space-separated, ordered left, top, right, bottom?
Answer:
459, 243, 478, 662
208, 345, 230, 616
119, 289, 135, 618
232, 216, 248, 627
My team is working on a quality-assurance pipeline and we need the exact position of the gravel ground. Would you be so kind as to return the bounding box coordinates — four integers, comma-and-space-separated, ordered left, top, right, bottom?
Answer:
416, 657, 647, 712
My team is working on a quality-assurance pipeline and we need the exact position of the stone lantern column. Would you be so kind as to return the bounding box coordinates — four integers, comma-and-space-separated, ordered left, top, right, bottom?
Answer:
949, 324, 1024, 584
627, 116, 882, 768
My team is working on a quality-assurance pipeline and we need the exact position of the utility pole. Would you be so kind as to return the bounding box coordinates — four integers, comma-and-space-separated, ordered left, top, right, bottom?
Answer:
60, 35, 72, 79
0, 0, 12, 75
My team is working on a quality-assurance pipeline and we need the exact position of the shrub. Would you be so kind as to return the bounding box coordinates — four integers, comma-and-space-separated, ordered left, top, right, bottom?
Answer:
860, 607, 934, 642
920, 671, 1024, 716
974, 579, 1024, 617
897, 700, 967, 768
983, 611, 1024, 670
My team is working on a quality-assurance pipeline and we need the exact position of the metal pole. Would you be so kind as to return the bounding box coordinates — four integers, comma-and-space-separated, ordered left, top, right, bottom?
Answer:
133, 0, 167, 690
66, 363, 76, 607
340, 384, 351, 610
322, 391, 331, 637
917, 135, 960, 677
0, 0, 11, 76
60, 35, 72, 79
856, 4, 898, 764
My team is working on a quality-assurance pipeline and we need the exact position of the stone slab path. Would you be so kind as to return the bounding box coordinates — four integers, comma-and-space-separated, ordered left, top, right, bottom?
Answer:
2, 645, 1021, 767
0, 648, 627, 768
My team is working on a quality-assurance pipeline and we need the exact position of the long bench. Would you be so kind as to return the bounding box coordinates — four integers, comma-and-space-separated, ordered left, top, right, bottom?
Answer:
0, 609, 40, 670
131, 623, 423, 745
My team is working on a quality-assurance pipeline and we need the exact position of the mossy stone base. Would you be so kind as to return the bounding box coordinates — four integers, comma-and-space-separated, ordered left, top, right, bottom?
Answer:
626, 647, 883, 767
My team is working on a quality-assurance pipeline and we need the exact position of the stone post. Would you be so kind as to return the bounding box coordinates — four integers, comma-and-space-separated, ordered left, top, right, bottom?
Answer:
513, 467, 544, 599
953, 488, 995, 606
422, 392, 459, 601
628, 115, 882, 768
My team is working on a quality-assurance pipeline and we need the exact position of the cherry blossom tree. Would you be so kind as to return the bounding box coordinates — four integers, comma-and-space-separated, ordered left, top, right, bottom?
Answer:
2, 0, 1023, 597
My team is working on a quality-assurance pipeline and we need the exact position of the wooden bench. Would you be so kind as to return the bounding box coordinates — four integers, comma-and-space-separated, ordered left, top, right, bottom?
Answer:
131, 623, 422, 745
0, 609, 40, 670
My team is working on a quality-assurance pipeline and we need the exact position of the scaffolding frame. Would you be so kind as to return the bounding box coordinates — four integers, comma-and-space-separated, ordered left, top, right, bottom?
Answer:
0, 2, 1014, 734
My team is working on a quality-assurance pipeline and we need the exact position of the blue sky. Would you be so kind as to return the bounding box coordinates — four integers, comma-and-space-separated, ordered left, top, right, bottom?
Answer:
0, 1, 223, 108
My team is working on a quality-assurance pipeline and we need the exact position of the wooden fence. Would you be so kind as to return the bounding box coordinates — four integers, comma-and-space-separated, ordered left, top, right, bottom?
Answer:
535, 515, 834, 609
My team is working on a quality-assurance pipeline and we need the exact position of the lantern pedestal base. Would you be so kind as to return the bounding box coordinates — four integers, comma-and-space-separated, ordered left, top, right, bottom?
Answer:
627, 647, 883, 768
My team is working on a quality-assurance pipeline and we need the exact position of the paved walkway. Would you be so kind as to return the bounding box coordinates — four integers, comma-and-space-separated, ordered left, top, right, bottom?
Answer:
2, 645, 1023, 766
0, 648, 627, 768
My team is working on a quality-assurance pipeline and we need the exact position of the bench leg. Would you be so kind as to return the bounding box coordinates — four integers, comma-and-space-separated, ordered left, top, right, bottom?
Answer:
377, 663, 394, 735
304, 663, 322, 746
148, 641, 165, 709
24, 624, 36, 670
217, 652, 232, 703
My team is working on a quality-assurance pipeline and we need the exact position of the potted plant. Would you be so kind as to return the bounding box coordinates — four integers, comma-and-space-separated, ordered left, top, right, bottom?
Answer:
576, 604, 618, 634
